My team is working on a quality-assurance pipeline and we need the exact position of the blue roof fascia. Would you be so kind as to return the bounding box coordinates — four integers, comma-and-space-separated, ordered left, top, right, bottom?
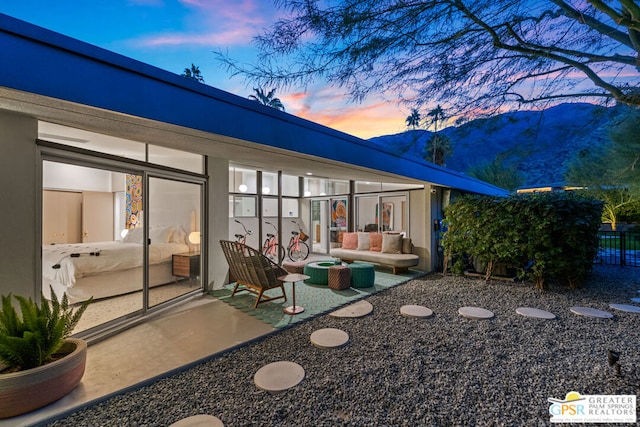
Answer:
0, 13, 507, 197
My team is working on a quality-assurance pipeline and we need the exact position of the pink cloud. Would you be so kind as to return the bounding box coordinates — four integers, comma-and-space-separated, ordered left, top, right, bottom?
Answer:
281, 89, 406, 139
132, 0, 276, 48
137, 28, 254, 46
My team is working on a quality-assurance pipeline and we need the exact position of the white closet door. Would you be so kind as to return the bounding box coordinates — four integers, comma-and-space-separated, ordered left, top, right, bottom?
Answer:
82, 191, 114, 243
42, 190, 82, 244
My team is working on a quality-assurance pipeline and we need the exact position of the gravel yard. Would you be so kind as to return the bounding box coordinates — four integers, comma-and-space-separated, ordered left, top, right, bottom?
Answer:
49, 265, 640, 426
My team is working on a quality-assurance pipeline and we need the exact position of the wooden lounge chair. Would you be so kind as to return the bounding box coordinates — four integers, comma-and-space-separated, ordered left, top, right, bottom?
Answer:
219, 240, 288, 308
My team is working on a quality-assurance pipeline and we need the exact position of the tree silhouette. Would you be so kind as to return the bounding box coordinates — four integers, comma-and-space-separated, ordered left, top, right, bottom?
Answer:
181, 64, 204, 83
405, 108, 421, 129
216, 0, 640, 116
249, 88, 285, 111
427, 105, 446, 164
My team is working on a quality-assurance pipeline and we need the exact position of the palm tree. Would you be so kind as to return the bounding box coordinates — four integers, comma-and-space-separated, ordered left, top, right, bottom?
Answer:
427, 105, 446, 163
181, 64, 204, 83
249, 88, 285, 111
405, 108, 421, 129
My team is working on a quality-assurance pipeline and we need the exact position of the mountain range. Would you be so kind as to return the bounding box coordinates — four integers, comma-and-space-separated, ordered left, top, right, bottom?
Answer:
369, 103, 623, 188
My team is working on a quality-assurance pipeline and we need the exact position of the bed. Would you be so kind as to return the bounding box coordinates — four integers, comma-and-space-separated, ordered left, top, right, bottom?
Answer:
42, 226, 190, 304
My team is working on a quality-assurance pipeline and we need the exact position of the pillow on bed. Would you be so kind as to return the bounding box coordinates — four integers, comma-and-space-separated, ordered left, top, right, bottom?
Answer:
342, 232, 358, 250
150, 226, 173, 244
170, 227, 187, 244
122, 227, 144, 244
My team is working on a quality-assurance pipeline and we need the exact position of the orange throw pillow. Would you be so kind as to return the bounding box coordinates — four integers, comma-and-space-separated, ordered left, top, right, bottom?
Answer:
369, 233, 382, 252
342, 232, 358, 249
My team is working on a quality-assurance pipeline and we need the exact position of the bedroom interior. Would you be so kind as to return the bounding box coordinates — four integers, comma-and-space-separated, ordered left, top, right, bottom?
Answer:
42, 160, 205, 334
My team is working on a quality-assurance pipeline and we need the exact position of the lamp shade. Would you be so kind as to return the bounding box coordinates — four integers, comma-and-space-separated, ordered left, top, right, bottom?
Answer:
188, 232, 201, 245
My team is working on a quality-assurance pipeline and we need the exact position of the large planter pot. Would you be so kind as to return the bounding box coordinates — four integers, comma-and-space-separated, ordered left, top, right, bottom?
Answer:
0, 338, 87, 419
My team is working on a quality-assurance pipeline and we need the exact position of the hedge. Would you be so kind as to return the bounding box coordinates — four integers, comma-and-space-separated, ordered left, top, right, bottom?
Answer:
441, 192, 603, 290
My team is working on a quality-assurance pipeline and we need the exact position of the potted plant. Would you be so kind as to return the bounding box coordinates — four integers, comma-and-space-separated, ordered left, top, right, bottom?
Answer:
0, 286, 91, 418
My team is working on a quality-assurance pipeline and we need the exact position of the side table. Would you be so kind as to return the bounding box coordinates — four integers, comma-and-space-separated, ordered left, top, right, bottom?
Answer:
278, 273, 310, 315
172, 252, 200, 284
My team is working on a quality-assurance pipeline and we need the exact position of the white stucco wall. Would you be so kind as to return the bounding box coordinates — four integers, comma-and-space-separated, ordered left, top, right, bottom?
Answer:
0, 111, 38, 298
409, 188, 431, 272
207, 156, 231, 290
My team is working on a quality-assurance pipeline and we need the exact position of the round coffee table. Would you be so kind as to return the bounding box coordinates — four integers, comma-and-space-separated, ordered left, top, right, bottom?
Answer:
303, 261, 338, 286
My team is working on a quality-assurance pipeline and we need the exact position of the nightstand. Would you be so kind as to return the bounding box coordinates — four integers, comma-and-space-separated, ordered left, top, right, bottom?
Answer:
172, 252, 200, 283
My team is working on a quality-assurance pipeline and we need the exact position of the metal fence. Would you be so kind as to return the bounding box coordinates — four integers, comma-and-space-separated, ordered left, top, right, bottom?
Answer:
596, 231, 640, 267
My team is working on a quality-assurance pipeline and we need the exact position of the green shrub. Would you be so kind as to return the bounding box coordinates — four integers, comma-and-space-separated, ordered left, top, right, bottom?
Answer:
0, 287, 91, 372
442, 192, 603, 290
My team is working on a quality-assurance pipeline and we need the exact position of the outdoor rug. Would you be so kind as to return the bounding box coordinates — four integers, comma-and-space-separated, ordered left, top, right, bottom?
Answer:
209, 268, 424, 328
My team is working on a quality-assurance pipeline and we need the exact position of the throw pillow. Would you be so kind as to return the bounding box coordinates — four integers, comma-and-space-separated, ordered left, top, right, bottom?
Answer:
402, 238, 412, 254
382, 233, 403, 254
342, 232, 358, 250
357, 232, 370, 250
369, 233, 383, 252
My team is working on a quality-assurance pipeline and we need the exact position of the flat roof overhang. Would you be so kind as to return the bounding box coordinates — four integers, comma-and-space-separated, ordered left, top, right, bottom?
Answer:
0, 13, 507, 196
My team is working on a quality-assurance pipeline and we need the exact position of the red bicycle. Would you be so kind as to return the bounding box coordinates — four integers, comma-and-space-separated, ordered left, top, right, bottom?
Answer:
233, 219, 252, 245
287, 220, 310, 261
262, 221, 285, 263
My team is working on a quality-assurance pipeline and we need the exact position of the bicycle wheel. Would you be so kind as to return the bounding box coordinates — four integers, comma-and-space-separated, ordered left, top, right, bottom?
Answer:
288, 241, 310, 261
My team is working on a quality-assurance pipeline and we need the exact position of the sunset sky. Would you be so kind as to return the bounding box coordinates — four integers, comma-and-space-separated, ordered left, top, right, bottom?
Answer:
1, 0, 412, 139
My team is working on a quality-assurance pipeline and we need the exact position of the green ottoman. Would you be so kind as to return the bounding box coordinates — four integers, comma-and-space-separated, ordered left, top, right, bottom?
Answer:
349, 263, 375, 288
303, 261, 336, 286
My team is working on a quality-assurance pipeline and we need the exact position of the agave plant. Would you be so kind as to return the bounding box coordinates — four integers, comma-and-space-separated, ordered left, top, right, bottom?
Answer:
0, 287, 91, 372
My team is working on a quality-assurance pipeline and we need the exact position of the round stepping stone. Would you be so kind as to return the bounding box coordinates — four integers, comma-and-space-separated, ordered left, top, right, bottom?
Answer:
400, 304, 434, 318
310, 328, 349, 348
254, 361, 305, 392
458, 306, 494, 320
569, 306, 614, 319
516, 307, 556, 320
169, 415, 224, 427
610, 303, 640, 313
631, 297, 640, 303
329, 300, 373, 318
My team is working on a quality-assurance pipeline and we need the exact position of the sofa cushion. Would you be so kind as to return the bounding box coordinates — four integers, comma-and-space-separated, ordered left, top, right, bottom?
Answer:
329, 248, 419, 268
357, 232, 370, 250
382, 233, 403, 254
342, 232, 358, 250
369, 233, 382, 252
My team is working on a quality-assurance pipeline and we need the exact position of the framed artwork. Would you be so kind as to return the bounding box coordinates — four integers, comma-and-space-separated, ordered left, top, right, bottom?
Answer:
376, 202, 393, 231
331, 198, 347, 228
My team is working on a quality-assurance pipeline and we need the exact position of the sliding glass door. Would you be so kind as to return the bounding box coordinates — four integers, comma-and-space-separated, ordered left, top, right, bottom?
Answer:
42, 161, 144, 333
148, 176, 203, 308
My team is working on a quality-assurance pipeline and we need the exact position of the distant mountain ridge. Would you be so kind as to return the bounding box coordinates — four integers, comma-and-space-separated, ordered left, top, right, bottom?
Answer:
369, 103, 622, 187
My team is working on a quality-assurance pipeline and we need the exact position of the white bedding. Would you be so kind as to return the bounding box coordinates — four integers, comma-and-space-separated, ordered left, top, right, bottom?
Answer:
42, 241, 189, 287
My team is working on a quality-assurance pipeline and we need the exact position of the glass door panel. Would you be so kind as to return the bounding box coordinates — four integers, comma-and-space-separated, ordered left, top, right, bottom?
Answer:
42, 161, 143, 334
148, 177, 203, 308
380, 195, 407, 234
311, 199, 329, 254
330, 198, 348, 249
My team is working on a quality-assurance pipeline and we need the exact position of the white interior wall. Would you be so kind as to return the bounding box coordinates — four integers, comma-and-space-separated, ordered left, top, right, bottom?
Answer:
148, 178, 200, 238
43, 162, 115, 192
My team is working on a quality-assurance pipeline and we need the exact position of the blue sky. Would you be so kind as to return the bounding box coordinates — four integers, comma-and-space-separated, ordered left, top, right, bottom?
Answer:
1, 0, 410, 138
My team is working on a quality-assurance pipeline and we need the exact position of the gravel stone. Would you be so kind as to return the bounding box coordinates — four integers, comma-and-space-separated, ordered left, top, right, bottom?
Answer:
47, 265, 640, 426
